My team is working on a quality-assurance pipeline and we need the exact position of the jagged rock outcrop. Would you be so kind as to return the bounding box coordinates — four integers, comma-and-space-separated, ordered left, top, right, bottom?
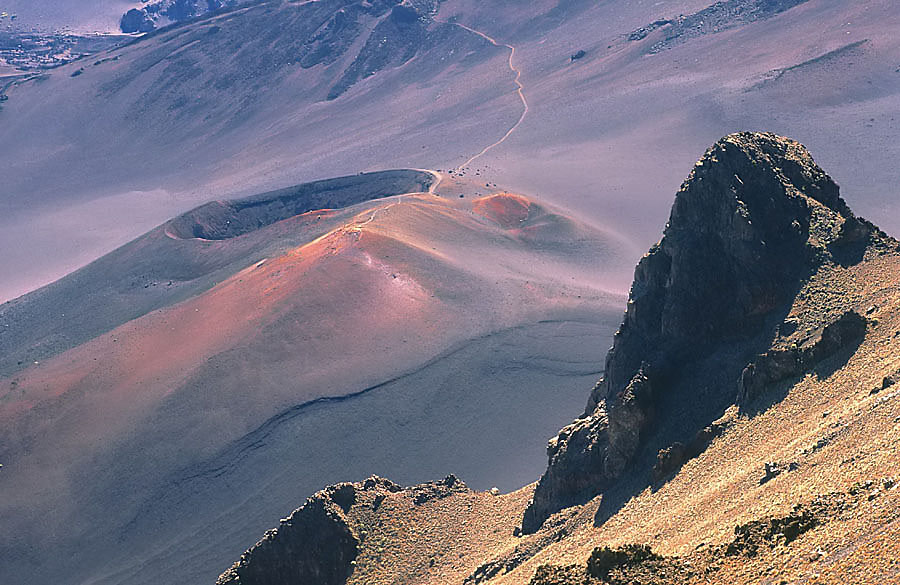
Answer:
522, 132, 882, 533
210, 132, 899, 583
216, 477, 403, 585
737, 309, 868, 403
216, 475, 471, 585
120, 8, 157, 34
651, 420, 728, 482
409, 474, 470, 504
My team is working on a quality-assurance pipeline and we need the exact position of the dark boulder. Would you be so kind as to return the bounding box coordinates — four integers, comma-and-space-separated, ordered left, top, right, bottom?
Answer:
120, 9, 156, 33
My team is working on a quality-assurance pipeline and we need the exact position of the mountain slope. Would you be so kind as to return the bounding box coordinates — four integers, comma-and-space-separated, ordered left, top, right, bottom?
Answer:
217, 133, 900, 585
0, 0, 521, 301
0, 171, 632, 585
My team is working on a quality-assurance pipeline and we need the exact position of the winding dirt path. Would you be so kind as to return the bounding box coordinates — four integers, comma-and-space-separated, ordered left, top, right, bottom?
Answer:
450, 22, 529, 170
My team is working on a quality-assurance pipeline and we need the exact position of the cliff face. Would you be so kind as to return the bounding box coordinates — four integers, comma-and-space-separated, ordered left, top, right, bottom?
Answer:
522, 132, 883, 532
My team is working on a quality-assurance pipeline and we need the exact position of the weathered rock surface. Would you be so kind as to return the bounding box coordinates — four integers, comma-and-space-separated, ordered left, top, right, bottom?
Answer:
522, 132, 884, 532
738, 309, 868, 403
628, 0, 811, 53
216, 475, 472, 585
216, 477, 402, 585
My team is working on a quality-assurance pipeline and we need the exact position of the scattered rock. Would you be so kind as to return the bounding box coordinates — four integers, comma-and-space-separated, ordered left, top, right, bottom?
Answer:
532, 544, 688, 585
738, 310, 867, 404
628, 19, 672, 42
873, 368, 900, 394
727, 505, 820, 556
805, 436, 830, 454
627, 0, 810, 53
411, 474, 469, 505
587, 545, 661, 579
760, 461, 782, 485
653, 442, 687, 482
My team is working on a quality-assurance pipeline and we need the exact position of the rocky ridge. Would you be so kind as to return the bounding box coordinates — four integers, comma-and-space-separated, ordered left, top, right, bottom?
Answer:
216, 476, 469, 585
521, 131, 893, 533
